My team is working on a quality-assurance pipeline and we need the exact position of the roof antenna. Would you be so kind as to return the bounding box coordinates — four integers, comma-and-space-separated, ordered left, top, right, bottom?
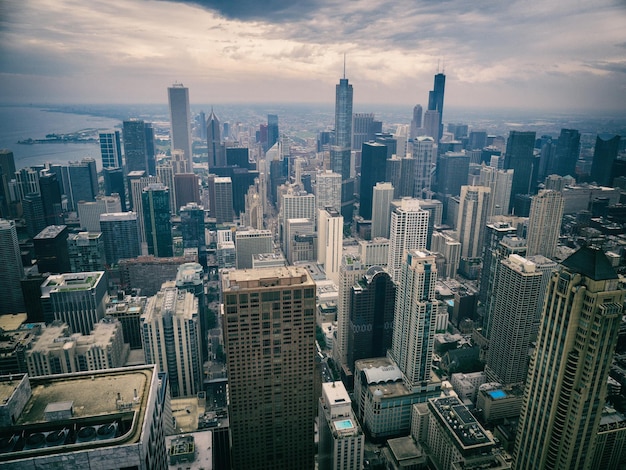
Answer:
437, 58, 440, 73
343, 53, 346, 79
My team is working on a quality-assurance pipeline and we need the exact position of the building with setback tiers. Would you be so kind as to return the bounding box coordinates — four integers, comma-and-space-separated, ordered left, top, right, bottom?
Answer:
514, 247, 625, 469
0, 219, 25, 314
222, 267, 316, 469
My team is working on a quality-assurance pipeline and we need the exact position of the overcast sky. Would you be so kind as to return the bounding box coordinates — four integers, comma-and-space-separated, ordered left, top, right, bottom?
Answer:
1, 0, 625, 112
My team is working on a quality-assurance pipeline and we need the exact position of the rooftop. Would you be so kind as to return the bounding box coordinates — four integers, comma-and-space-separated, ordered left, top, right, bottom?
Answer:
561, 246, 617, 281
430, 396, 494, 450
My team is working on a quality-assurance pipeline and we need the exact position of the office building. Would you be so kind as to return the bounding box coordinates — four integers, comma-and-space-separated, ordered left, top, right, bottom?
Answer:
484, 255, 543, 386
431, 230, 461, 279
390, 250, 439, 387
0, 149, 16, 218
180, 202, 206, 266
552, 128, 580, 177
0, 219, 26, 314
156, 161, 177, 214
68, 158, 98, 210
26, 319, 126, 377
435, 152, 469, 200
514, 247, 625, 469
412, 136, 435, 198
207, 109, 225, 168
123, 119, 149, 174
168, 83, 193, 167
284, 218, 314, 264
77, 195, 122, 232
103, 167, 126, 210
387, 199, 430, 282
99, 130, 123, 169
34, 225, 71, 274
142, 183, 173, 257
359, 142, 387, 220
280, 188, 315, 247
352, 113, 376, 151
371, 182, 394, 239
22, 193, 46, 238
331, 76, 353, 180
347, 266, 395, 370
456, 185, 490, 259
118, 253, 197, 297
40, 271, 109, 335
0, 365, 167, 470
318, 381, 365, 470
141, 284, 202, 398
175, 263, 208, 362
410, 104, 423, 140
423, 110, 440, 143
479, 165, 514, 218
99, 212, 141, 265
174, 172, 200, 210
105, 291, 147, 350
235, 229, 273, 269
427, 72, 446, 140
213, 176, 233, 224
358, 238, 390, 268
590, 133, 621, 186
67, 232, 106, 273
478, 221, 521, 303
222, 267, 316, 469
503, 131, 536, 211
316, 170, 342, 212
317, 208, 343, 281
267, 114, 279, 151
38, 170, 63, 226
526, 189, 564, 259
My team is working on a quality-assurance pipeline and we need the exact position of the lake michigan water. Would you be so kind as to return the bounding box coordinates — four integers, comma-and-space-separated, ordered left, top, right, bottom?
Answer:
0, 106, 121, 171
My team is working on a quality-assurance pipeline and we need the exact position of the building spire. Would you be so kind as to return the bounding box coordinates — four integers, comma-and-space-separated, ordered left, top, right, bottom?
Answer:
343, 53, 346, 79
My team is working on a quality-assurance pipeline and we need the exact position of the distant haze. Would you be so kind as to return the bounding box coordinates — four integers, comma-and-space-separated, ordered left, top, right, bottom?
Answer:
1, 1, 625, 112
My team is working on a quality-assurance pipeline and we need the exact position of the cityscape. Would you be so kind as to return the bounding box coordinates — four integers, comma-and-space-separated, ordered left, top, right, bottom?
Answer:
1, 1, 626, 470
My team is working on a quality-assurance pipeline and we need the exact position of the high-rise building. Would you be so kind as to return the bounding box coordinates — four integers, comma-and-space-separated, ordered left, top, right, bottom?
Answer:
103, 167, 126, 210
280, 188, 315, 247
526, 189, 564, 259
504, 130, 536, 212
435, 152, 469, 200
180, 202, 206, 265
142, 183, 173, 257
38, 169, 63, 226
334, 255, 367, 371
456, 185, 491, 259
590, 133, 621, 186
390, 250, 438, 387
99, 212, 141, 265
431, 230, 461, 279
387, 199, 430, 282
99, 130, 123, 169
141, 284, 202, 398
40, 271, 109, 335
22, 193, 46, 238
410, 104, 423, 140
316, 170, 342, 212
68, 158, 98, 210
347, 266, 395, 370
156, 161, 177, 214
34, 225, 71, 274
352, 113, 376, 150
235, 229, 273, 269
317, 208, 343, 281
371, 182, 394, 239
478, 221, 520, 304
318, 381, 365, 470
222, 266, 316, 469
123, 119, 149, 174
0, 219, 25, 314
77, 195, 122, 232
207, 109, 225, 168
484, 254, 543, 386
552, 128, 580, 178
359, 142, 387, 220
284, 218, 314, 264
67, 232, 106, 273
174, 172, 200, 211
427, 72, 446, 140
213, 176, 233, 224
478, 164, 514, 218
168, 83, 193, 167
412, 136, 435, 198
331, 76, 353, 180
175, 263, 207, 361
267, 114, 279, 151
514, 247, 624, 469
423, 110, 441, 143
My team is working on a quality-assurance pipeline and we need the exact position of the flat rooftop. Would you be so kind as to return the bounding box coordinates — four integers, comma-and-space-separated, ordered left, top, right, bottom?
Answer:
430, 396, 493, 450
222, 266, 314, 290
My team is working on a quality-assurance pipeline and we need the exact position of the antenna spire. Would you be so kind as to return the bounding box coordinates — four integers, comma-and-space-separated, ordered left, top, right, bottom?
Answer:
343, 53, 346, 79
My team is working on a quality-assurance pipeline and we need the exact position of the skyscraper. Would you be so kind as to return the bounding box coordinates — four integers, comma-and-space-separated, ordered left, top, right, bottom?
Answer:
331, 76, 353, 180
34, 225, 71, 274
316, 170, 342, 212
359, 142, 387, 219
168, 83, 193, 167
267, 113, 279, 151
412, 136, 435, 198
552, 128, 580, 177
390, 250, 438, 386
514, 247, 624, 469
213, 176, 233, 224
409, 104, 423, 140
590, 133, 621, 186
235, 229, 273, 269
526, 189, 564, 259
478, 164, 514, 217
222, 266, 316, 469
387, 198, 430, 282
484, 254, 543, 385
206, 109, 225, 168
317, 207, 343, 282
347, 266, 395, 370
352, 113, 376, 151
141, 284, 202, 398
99, 130, 123, 169
103, 167, 126, 210
371, 182, 394, 239
142, 183, 173, 257
503, 130, 536, 212
123, 119, 149, 174
68, 158, 98, 210
180, 202, 206, 266
0, 219, 25, 314
67, 232, 106, 273
456, 185, 491, 259
99, 212, 141, 265
427, 72, 445, 140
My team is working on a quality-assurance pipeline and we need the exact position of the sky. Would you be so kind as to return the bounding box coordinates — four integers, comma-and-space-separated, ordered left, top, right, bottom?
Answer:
1, 0, 626, 112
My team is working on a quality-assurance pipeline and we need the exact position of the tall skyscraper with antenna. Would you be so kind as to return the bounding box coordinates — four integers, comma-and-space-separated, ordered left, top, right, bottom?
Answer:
427, 70, 446, 142
168, 83, 193, 169
331, 61, 353, 180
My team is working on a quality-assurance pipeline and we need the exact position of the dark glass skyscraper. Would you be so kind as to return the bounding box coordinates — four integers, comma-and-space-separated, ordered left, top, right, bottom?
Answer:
267, 114, 279, 151
99, 130, 123, 169
590, 133, 621, 186
504, 130, 536, 212
180, 202, 206, 267
207, 109, 225, 168
123, 119, 149, 174
331, 76, 353, 180
427, 72, 446, 140
359, 142, 388, 220
168, 83, 193, 167
552, 128, 580, 178
103, 167, 127, 211
142, 183, 173, 257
